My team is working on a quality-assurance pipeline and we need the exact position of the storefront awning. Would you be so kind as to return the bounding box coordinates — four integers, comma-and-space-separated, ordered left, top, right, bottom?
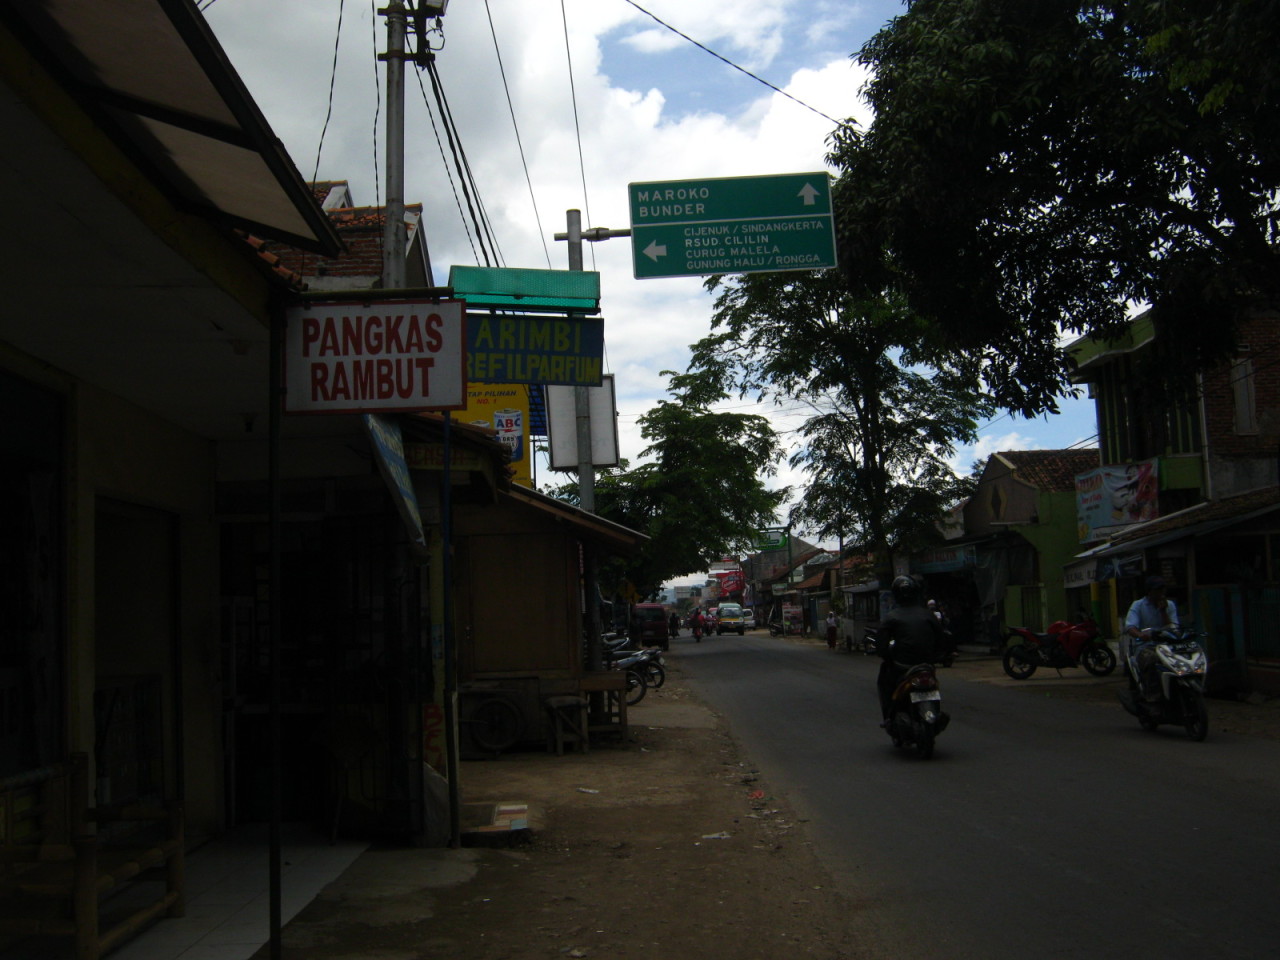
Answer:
1, 0, 341, 254
1071, 487, 1280, 580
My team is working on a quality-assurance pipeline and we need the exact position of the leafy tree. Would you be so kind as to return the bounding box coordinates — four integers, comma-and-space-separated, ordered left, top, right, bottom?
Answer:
689, 269, 989, 572
831, 0, 1280, 416
546, 377, 787, 599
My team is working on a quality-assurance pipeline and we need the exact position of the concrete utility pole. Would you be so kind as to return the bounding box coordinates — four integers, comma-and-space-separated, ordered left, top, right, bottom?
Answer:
381, 0, 408, 285
554, 211, 629, 670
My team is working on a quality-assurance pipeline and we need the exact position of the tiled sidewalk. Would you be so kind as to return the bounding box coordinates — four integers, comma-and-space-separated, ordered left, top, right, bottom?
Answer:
106, 825, 366, 960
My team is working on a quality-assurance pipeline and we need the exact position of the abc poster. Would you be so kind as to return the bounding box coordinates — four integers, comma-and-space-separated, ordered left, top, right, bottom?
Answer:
458, 384, 533, 488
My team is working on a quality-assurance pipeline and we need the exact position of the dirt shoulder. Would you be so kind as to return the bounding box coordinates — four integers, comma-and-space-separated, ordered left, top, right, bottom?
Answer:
260, 661, 867, 960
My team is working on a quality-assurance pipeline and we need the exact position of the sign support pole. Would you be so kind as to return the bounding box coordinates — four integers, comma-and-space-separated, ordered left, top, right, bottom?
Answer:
554, 211, 630, 673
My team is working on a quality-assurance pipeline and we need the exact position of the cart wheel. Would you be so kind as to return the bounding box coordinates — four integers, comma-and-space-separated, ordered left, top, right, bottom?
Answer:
463, 697, 522, 753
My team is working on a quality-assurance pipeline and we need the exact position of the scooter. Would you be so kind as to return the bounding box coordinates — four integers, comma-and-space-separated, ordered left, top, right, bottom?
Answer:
1002, 616, 1116, 679
853, 625, 879, 655
603, 636, 666, 694
1117, 627, 1209, 741
883, 660, 949, 759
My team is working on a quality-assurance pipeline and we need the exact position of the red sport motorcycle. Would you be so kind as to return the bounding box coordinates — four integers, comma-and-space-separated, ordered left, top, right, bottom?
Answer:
1002, 616, 1116, 680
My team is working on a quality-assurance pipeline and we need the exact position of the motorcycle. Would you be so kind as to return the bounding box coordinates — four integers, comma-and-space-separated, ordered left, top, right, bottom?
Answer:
768, 620, 783, 637
1117, 627, 1209, 741
603, 636, 666, 702
852, 625, 879, 655
1002, 616, 1116, 679
883, 660, 949, 759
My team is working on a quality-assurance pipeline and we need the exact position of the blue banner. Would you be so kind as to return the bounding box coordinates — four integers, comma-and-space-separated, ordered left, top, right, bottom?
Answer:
467, 313, 604, 386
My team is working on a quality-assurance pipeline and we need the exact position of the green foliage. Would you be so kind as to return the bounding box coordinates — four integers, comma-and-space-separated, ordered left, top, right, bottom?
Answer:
832, 0, 1280, 415
545, 377, 788, 599
694, 270, 991, 567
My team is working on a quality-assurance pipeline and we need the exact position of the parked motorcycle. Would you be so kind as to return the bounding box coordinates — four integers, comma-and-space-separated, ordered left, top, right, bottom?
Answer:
883, 661, 949, 759
603, 635, 666, 696
768, 620, 783, 637
852, 625, 879, 656
1117, 628, 1209, 741
1002, 616, 1116, 679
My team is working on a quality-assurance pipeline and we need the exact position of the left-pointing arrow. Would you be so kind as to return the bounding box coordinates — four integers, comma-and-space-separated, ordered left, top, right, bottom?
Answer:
643, 240, 668, 261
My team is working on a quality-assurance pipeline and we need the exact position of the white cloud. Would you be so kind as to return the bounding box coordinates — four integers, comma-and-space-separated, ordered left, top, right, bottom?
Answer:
620, 27, 684, 55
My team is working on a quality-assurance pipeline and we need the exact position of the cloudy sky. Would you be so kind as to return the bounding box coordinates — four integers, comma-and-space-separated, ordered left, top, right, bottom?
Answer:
204, 0, 1097, 538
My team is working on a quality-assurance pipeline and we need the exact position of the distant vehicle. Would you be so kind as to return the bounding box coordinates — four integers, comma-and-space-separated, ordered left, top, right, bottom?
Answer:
631, 603, 670, 650
743, 610, 757, 629
716, 603, 746, 636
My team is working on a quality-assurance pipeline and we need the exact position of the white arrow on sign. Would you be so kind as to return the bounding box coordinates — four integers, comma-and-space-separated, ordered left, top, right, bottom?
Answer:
643, 240, 667, 261
798, 182, 821, 206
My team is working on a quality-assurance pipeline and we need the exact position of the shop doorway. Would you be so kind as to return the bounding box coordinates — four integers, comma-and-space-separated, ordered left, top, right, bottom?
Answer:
95, 499, 177, 808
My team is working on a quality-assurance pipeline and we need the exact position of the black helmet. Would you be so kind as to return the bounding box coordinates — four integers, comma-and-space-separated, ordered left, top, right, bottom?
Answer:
891, 576, 921, 606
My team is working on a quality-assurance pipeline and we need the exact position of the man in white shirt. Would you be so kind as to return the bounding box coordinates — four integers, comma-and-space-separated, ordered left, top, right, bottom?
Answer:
1123, 576, 1179, 699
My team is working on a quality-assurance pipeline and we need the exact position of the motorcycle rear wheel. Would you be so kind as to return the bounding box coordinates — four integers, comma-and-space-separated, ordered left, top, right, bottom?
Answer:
1081, 643, 1117, 677
913, 722, 935, 759
1002, 645, 1037, 680
1183, 687, 1209, 741
624, 668, 647, 705
644, 660, 666, 688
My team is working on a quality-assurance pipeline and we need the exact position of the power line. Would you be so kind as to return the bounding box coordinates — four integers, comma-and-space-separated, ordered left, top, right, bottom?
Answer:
414, 65, 483, 265
483, 0, 552, 268
311, 0, 346, 185
369, 0, 382, 234
424, 58, 502, 266
618, 0, 844, 127
560, 0, 596, 271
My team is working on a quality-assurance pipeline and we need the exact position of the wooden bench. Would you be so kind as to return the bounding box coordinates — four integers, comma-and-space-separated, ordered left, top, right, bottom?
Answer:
544, 695, 590, 755
0, 753, 185, 960
579, 671, 628, 741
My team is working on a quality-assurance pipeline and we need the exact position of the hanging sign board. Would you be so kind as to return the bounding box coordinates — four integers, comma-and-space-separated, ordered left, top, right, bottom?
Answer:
466, 312, 604, 386
362, 415, 424, 545
284, 298, 466, 413
546, 375, 620, 470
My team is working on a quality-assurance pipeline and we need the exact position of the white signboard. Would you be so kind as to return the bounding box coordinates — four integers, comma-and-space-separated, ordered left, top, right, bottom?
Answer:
284, 299, 466, 413
546, 375, 620, 470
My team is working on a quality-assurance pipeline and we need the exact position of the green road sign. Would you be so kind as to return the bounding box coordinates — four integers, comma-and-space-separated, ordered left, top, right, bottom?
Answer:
628, 173, 837, 279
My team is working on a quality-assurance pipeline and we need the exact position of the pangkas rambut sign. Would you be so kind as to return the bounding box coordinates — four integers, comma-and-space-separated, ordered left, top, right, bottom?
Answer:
284, 299, 466, 413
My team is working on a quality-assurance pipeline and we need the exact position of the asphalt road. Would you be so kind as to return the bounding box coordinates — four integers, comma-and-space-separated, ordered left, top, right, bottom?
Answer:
678, 629, 1280, 960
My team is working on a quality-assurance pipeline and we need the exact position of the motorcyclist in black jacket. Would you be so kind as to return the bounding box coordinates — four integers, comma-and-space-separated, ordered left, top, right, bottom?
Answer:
877, 576, 944, 722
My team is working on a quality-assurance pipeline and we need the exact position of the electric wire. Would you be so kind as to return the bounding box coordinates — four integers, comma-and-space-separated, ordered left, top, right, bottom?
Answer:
426, 62, 492, 265
431, 59, 505, 265
424, 58, 500, 266
370, 0, 383, 264
311, 0, 346, 186
455, 124, 507, 266
423, 52, 506, 264
483, 0, 552, 268
619, 0, 844, 127
560, 0, 596, 271
414, 65, 484, 266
